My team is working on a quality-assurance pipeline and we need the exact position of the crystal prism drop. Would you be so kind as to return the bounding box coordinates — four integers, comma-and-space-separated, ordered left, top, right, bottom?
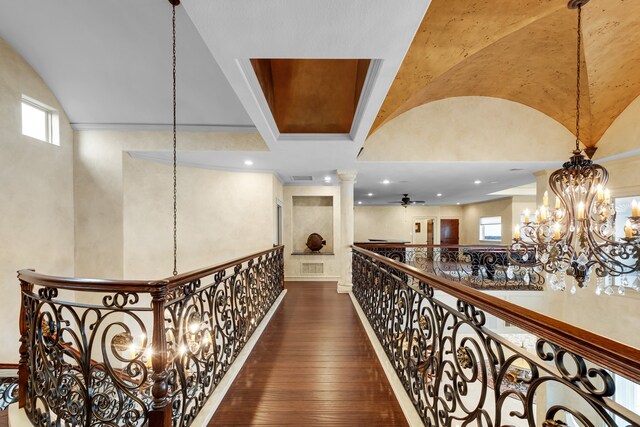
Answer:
595, 286, 602, 296
577, 253, 588, 266
618, 286, 626, 296
506, 266, 514, 279
569, 225, 575, 232
633, 276, 640, 291
605, 286, 614, 296
540, 253, 549, 263
522, 253, 529, 261
570, 285, 577, 294
523, 273, 530, 284
550, 275, 559, 290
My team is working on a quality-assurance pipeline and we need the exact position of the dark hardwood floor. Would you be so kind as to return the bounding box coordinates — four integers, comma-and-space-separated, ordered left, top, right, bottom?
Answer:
208, 281, 408, 426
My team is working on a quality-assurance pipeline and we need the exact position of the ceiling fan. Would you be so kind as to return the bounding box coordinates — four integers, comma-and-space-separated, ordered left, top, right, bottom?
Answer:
388, 194, 425, 208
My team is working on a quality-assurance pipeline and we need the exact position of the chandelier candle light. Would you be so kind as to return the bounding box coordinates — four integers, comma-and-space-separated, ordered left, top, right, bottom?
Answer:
510, 0, 640, 296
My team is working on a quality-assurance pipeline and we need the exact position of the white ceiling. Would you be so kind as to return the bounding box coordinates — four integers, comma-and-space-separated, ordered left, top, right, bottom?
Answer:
2, 0, 561, 206
0, 0, 252, 128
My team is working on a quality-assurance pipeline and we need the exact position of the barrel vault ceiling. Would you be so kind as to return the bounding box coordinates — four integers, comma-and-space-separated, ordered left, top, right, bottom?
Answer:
366, 0, 640, 151
2, 0, 639, 205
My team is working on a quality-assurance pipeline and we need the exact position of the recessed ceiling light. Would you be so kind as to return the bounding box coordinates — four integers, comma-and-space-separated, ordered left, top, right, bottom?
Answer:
244, 160, 253, 166
474, 180, 482, 184
357, 201, 362, 205
367, 193, 373, 197
382, 179, 390, 185
456, 202, 461, 205
437, 193, 442, 197
324, 176, 331, 182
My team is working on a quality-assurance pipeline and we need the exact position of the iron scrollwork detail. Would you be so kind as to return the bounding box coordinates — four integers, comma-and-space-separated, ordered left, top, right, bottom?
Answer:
361, 245, 544, 291
18, 246, 284, 427
165, 247, 283, 427
351, 249, 640, 426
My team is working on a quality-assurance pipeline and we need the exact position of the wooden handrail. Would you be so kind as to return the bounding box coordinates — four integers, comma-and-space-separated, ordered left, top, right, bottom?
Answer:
352, 245, 640, 383
166, 245, 283, 289
17, 245, 284, 294
0, 363, 18, 371
355, 243, 507, 249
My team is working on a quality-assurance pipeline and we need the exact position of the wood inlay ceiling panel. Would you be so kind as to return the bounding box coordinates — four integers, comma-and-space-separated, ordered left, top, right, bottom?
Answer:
370, 0, 640, 148
252, 59, 370, 134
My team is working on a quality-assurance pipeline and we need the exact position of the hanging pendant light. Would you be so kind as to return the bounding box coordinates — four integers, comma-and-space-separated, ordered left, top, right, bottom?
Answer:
510, 0, 640, 294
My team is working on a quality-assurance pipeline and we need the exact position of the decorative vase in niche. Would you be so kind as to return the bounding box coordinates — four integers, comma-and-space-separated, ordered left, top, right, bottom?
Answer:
306, 233, 326, 252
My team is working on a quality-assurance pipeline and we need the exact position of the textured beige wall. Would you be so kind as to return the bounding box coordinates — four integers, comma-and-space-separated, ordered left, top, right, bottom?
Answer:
284, 186, 340, 280
122, 156, 275, 279
74, 130, 268, 280
354, 205, 463, 243
361, 97, 576, 162
0, 38, 75, 362
460, 197, 513, 245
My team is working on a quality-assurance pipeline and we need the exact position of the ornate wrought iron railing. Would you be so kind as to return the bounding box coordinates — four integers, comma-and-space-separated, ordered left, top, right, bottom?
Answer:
0, 364, 19, 411
16, 245, 284, 427
355, 243, 543, 290
352, 245, 640, 426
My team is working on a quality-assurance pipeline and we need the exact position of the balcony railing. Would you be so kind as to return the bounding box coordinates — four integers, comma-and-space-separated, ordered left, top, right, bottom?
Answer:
352, 245, 640, 426
355, 243, 543, 290
16, 245, 284, 427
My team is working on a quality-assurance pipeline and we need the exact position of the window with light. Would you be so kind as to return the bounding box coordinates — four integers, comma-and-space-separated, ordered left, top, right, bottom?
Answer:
479, 216, 502, 241
21, 95, 59, 145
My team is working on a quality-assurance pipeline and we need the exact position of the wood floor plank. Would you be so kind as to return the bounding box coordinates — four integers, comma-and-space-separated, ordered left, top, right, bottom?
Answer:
208, 281, 408, 426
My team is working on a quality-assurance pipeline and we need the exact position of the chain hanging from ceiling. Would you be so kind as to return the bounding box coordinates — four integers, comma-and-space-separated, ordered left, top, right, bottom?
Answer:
171, 0, 180, 276
510, 0, 640, 296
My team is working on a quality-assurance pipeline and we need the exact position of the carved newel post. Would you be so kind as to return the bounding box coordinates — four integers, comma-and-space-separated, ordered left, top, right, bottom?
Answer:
149, 284, 172, 427
18, 278, 33, 408
337, 170, 357, 293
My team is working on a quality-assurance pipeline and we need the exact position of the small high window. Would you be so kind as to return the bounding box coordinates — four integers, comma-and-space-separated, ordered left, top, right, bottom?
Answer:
21, 95, 59, 145
479, 216, 502, 241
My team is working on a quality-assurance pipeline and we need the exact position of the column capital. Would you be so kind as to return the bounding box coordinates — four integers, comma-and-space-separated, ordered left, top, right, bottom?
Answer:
337, 169, 358, 182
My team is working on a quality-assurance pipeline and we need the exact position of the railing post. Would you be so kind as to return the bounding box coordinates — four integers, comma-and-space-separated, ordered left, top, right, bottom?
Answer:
149, 284, 172, 427
18, 278, 32, 409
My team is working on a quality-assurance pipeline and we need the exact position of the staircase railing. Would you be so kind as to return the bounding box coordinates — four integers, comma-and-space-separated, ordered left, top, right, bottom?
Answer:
16, 245, 284, 427
352, 245, 640, 426
355, 243, 543, 290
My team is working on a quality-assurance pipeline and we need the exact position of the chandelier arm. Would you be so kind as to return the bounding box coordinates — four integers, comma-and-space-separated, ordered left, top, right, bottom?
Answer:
586, 237, 639, 276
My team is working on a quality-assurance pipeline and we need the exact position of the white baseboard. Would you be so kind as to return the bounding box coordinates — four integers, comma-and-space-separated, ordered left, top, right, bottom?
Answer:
9, 290, 287, 427
349, 292, 424, 427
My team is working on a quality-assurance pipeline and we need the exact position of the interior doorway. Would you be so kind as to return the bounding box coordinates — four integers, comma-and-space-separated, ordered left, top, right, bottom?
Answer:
275, 200, 283, 245
440, 218, 459, 245
412, 216, 436, 244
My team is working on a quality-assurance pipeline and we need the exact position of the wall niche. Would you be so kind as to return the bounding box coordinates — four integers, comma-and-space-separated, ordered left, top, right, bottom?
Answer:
292, 196, 334, 253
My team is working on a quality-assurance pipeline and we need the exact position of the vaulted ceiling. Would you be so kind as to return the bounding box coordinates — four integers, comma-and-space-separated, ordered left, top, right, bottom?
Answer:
2, 0, 639, 206
369, 0, 640, 149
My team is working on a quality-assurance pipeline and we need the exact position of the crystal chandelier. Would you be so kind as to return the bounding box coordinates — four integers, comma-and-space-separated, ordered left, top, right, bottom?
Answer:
510, 0, 640, 295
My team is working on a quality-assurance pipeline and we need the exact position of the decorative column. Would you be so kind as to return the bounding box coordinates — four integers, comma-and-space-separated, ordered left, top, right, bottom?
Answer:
337, 170, 357, 293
